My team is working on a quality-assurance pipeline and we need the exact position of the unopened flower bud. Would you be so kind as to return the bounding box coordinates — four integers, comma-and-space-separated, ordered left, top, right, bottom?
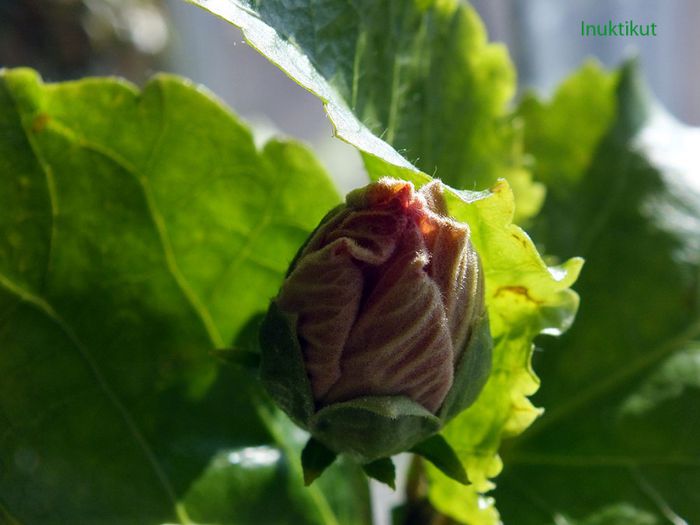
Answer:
260, 178, 491, 462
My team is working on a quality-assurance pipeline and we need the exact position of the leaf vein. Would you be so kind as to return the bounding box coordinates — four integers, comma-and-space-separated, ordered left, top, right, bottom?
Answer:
0, 271, 183, 519
43, 114, 225, 348
522, 318, 700, 443
3, 81, 58, 293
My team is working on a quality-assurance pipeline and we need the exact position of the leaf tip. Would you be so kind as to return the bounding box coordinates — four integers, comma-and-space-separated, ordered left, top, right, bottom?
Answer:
301, 437, 337, 486
362, 457, 397, 489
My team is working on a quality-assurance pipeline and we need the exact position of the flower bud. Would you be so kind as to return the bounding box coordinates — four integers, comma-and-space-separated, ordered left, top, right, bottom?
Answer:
260, 178, 491, 462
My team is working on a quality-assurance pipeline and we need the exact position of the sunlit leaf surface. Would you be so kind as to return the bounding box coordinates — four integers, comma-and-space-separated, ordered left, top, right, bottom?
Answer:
185, 0, 544, 222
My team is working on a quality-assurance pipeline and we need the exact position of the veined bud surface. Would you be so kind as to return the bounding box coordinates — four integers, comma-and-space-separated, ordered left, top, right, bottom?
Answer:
260, 178, 492, 461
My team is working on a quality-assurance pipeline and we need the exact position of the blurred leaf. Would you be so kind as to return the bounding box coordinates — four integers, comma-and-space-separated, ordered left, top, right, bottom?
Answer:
308, 454, 373, 525
182, 443, 370, 525
184, 0, 543, 222
518, 61, 618, 192
517, 61, 619, 249
494, 62, 700, 524
0, 68, 373, 524
370, 165, 582, 524
576, 503, 660, 525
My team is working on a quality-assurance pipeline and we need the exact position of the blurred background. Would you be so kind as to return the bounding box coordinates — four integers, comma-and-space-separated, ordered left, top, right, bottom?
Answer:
2, 0, 699, 193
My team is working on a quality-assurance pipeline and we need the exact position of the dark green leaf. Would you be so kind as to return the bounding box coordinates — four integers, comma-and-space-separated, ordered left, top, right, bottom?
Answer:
181, 445, 324, 524
301, 437, 338, 486
362, 457, 396, 490
495, 62, 700, 525
181, 440, 371, 525
411, 434, 468, 486
576, 503, 660, 525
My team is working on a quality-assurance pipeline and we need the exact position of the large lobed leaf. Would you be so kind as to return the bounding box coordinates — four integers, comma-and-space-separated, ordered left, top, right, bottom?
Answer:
185, 0, 544, 223
0, 68, 372, 525
495, 62, 700, 524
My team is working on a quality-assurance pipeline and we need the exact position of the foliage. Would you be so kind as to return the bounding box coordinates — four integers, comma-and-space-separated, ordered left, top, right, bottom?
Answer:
495, 61, 700, 525
0, 1, 698, 524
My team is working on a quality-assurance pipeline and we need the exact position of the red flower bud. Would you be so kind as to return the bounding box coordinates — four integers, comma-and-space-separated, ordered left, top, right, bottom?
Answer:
275, 178, 486, 413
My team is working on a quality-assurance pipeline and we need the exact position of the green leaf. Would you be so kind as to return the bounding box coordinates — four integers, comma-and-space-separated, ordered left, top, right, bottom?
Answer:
0, 68, 367, 524
362, 457, 396, 490
183, 0, 543, 222
494, 62, 700, 524
411, 434, 468, 486
301, 438, 338, 486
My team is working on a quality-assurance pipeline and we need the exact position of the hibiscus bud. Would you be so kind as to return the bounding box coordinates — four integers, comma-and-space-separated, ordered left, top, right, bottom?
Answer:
260, 178, 491, 462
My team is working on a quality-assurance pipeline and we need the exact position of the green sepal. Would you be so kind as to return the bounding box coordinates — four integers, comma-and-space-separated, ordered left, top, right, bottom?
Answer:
362, 457, 396, 489
301, 437, 337, 486
310, 396, 441, 463
411, 434, 469, 486
213, 312, 265, 371
438, 314, 493, 422
259, 301, 315, 428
